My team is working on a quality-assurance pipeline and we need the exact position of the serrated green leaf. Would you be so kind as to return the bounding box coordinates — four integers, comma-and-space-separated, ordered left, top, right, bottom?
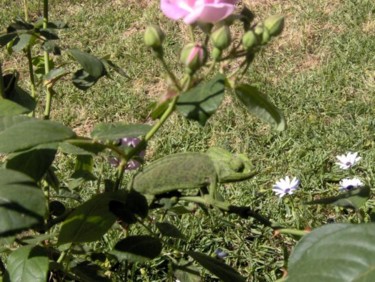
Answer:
69, 49, 105, 79
44, 68, 68, 87
72, 69, 98, 90
0, 119, 75, 153
58, 192, 126, 244
287, 223, 375, 282
188, 251, 246, 282
12, 33, 35, 52
0, 169, 45, 237
235, 84, 286, 131
5, 246, 48, 282
0, 33, 17, 47
306, 186, 370, 209
6, 146, 57, 181
156, 222, 185, 239
59, 140, 107, 156
91, 123, 151, 141
177, 74, 225, 126
113, 235, 162, 262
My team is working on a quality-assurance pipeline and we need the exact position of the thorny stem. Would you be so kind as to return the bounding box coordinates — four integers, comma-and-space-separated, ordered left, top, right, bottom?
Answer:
42, 0, 53, 120
23, 0, 36, 115
157, 55, 182, 91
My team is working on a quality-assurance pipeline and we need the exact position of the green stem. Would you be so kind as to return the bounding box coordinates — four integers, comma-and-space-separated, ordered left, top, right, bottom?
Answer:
0, 63, 4, 99
23, 0, 29, 21
42, 0, 53, 119
26, 49, 37, 99
188, 25, 195, 42
158, 57, 182, 91
144, 95, 178, 142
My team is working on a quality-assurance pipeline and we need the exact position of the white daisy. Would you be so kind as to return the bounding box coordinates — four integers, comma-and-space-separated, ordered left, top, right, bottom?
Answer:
336, 152, 361, 170
339, 177, 364, 191
272, 176, 300, 198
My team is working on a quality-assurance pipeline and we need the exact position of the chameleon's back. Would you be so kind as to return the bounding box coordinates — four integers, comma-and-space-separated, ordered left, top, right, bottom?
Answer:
131, 152, 216, 195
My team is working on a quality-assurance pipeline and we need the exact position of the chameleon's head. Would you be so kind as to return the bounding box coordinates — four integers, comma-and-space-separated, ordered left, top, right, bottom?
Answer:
207, 147, 255, 182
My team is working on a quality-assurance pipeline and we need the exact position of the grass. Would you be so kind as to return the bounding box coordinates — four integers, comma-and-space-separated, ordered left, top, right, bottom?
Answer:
1, 0, 375, 281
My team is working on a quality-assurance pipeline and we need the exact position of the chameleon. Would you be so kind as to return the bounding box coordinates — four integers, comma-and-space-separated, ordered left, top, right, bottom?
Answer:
129, 147, 255, 202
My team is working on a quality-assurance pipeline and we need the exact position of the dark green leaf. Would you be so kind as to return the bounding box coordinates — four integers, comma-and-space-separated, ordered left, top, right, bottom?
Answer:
0, 115, 31, 131
113, 235, 162, 262
0, 33, 17, 47
188, 251, 246, 282
0, 169, 45, 236
0, 99, 30, 116
68, 155, 96, 189
69, 49, 106, 79
5, 246, 48, 282
0, 119, 75, 153
306, 186, 370, 209
42, 40, 61, 55
109, 190, 148, 224
6, 85, 36, 112
156, 222, 185, 239
12, 33, 35, 52
7, 19, 33, 32
101, 58, 129, 78
71, 262, 111, 282
58, 192, 126, 243
44, 68, 68, 86
39, 28, 59, 40
72, 69, 98, 90
177, 74, 225, 126
91, 123, 151, 141
6, 147, 57, 181
235, 84, 286, 131
59, 140, 107, 156
287, 223, 375, 282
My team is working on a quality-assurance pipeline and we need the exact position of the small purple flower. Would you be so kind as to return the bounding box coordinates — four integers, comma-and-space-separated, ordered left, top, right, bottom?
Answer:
335, 152, 361, 170
109, 137, 145, 172
272, 176, 300, 198
215, 248, 228, 259
339, 177, 364, 191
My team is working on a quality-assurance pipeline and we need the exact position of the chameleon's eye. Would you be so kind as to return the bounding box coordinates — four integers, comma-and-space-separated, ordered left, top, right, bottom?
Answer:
230, 158, 245, 172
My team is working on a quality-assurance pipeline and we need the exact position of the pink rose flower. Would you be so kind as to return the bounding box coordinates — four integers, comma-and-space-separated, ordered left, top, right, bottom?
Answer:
161, 0, 238, 24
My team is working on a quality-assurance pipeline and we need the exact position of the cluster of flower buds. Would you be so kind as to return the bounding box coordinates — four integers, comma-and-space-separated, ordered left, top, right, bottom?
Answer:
144, 4, 285, 78
242, 15, 284, 50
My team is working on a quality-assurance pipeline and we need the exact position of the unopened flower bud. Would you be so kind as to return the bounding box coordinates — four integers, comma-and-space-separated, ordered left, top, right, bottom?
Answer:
180, 43, 207, 73
264, 15, 284, 37
261, 28, 271, 45
210, 25, 231, 50
212, 47, 222, 61
242, 31, 258, 50
144, 25, 165, 48
254, 24, 264, 36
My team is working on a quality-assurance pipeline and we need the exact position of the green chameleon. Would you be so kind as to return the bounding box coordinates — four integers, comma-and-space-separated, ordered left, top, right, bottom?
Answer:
129, 147, 255, 206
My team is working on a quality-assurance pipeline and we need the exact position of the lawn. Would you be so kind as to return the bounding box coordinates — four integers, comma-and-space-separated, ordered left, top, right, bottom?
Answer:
1, 0, 375, 281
